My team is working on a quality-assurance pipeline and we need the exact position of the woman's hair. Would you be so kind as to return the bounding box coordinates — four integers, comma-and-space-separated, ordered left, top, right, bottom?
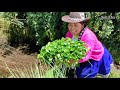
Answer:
80, 22, 88, 28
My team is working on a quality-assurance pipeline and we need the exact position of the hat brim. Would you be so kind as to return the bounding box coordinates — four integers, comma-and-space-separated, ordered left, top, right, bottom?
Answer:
61, 15, 90, 23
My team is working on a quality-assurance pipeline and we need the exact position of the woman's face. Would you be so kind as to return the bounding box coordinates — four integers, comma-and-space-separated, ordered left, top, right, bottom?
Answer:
68, 22, 84, 36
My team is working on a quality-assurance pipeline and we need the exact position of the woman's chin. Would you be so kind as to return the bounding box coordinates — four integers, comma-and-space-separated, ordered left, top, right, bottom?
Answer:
72, 33, 76, 36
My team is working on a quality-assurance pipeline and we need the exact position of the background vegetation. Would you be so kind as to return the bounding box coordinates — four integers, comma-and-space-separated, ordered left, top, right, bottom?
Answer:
2, 12, 120, 64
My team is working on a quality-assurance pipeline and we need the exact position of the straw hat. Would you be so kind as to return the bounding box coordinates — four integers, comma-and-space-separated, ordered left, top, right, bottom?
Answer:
61, 12, 90, 23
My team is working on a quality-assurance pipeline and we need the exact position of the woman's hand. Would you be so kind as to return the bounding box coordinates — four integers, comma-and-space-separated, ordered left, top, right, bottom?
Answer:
68, 60, 75, 64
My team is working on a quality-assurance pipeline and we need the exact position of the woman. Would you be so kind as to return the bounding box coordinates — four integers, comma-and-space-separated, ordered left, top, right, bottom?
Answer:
61, 12, 113, 78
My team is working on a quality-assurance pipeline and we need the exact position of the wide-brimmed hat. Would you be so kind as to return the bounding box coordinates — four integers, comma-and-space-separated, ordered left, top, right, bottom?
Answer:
61, 12, 90, 23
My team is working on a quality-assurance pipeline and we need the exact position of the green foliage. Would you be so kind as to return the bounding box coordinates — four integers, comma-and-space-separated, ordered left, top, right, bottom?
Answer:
3, 12, 18, 20
3, 12, 27, 45
26, 12, 68, 48
85, 12, 120, 63
42, 65, 66, 78
37, 37, 88, 69
86, 12, 114, 40
3, 12, 120, 63
8, 19, 25, 44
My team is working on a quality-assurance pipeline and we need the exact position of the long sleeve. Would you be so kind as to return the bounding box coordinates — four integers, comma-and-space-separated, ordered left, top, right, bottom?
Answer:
78, 28, 104, 63
79, 35, 95, 63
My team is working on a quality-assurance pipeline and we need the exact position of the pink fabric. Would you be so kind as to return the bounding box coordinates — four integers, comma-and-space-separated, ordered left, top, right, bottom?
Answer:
65, 27, 104, 63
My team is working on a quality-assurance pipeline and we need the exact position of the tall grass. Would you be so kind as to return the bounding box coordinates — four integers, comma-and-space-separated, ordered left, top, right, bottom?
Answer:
109, 73, 120, 78
2, 62, 120, 78
4, 61, 120, 78
4, 61, 66, 78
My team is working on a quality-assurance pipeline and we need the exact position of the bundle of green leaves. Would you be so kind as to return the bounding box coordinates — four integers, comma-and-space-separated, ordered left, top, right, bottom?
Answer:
37, 37, 89, 68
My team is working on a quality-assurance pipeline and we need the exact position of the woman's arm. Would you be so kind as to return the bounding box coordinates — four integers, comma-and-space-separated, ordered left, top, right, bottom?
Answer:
79, 35, 95, 63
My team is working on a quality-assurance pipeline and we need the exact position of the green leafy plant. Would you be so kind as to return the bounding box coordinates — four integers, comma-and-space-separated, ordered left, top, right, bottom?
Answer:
37, 37, 88, 69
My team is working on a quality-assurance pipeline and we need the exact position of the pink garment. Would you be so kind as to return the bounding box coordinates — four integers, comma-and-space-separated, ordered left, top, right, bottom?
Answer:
65, 27, 104, 63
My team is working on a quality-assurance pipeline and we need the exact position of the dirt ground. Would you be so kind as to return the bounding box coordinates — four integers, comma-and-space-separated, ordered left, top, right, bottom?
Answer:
0, 32, 40, 77
0, 45, 38, 76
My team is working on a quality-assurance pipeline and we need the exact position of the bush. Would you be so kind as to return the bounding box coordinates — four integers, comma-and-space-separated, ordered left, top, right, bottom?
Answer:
3, 12, 120, 63
26, 12, 68, 48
